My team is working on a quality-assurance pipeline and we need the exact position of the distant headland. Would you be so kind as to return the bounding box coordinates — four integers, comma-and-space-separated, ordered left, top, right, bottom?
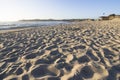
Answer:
19, 19, 95, 22
19, 14, 120, 22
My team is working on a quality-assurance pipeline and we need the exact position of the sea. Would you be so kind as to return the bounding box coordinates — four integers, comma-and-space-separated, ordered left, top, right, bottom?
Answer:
0, 21, 70, 30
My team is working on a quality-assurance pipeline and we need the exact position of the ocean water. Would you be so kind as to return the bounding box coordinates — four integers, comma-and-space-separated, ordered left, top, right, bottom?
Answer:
0, 21, 69, 30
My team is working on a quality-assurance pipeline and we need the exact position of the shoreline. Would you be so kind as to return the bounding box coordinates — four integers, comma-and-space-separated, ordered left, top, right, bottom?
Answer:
0, 27, 32, 33
0, 20, 119, 33
0, 21, 70, 31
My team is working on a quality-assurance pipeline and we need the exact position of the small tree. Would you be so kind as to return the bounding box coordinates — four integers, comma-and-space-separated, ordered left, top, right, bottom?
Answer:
109, 14, 116, 17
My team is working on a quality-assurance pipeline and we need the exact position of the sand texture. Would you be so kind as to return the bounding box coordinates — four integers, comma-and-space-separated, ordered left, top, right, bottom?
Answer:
0, 21, 120, 80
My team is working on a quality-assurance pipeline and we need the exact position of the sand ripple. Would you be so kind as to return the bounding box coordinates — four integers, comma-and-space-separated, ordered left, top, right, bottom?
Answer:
0, 21, 120, 80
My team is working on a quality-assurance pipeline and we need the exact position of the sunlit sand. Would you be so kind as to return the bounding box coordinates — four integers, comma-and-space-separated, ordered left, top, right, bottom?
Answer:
0, 20, 120, 80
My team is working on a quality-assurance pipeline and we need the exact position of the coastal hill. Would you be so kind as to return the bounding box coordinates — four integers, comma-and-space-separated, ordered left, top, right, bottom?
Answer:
100, 14, 120, 20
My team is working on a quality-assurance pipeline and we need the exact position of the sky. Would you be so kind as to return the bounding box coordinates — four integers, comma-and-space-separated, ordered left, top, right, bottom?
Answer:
0, 0, 120, 21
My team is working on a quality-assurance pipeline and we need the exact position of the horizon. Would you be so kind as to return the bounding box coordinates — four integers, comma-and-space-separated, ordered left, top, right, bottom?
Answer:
0, 0, 120, 21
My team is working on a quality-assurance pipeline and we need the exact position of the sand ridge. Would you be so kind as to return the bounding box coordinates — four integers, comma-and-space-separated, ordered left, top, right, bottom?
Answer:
0, 21, 120, 80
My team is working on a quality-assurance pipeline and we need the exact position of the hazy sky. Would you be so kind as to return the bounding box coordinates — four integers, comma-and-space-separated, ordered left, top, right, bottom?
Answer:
0, 0, 120, 21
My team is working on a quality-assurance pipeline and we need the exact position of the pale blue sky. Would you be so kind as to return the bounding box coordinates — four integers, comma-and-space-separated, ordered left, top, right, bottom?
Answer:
0, 0, 120, 21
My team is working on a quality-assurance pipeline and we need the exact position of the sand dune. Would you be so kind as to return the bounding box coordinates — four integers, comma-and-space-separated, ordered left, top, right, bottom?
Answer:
0, 20, 120, 80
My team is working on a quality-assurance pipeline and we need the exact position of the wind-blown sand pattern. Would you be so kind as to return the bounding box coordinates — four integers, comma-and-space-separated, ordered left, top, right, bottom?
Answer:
0, 21, 120, 80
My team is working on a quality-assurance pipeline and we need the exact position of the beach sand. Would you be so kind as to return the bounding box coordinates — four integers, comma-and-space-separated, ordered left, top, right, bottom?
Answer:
0, 20, 120, 80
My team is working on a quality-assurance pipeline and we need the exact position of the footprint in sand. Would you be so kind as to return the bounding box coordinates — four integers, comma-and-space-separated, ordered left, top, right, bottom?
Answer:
15, 67, 24, 75
22, 74, 29, 80
31, 65, 57, 79
69, 66, 94, 80
78, 55, 90, 63
25, 53, 37, 59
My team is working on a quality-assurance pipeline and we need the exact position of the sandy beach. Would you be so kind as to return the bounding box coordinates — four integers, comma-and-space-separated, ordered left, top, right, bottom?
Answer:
0, 20, 120, 80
